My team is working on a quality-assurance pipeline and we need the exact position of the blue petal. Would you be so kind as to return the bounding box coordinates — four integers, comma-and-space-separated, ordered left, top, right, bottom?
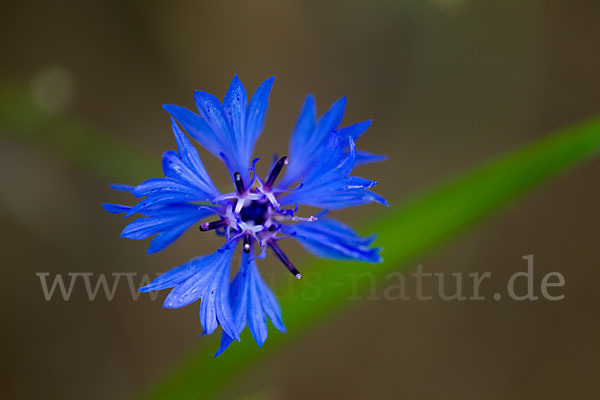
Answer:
282, 96, 347, 186
194, 91, 234, 152
291, 95, 316, 151
162, 262, 215, 308
158, 245, 239, 340
165, 76, 276, 188
283, 189, 388, 209
281, 218, 382, 263
215, 333, 235, 357
355, 151, 388, 166
244, 76, 275, 163
124, 192, 203, 218
216, 252, 285, 354
138, 258, 201, 293
170, 118, 219, 196
147, 223, 190, 254
228, 255, 251, 333
337, 120, 372, 141
279, 137, 387, 209
109, 184, 135, 192
196, 87, 257, 186
280, 96, 387, 198
102, 203, 131, 214
222, 75, 251, 184
252, 264, 286, 333
223, 75, 247, 151
301, 134, 355, 185
161, 150, 218, 201
139, 203, 214, 217
279, 95, 316, 186
198, 259, 234, 336
163, 104, 224, 160
315, 96, 346, 138
132, 177, 204, 199
121, 217, 175, 240
247, 274, 268, 346
120, 204, 217, 253
279, 178, 387, 209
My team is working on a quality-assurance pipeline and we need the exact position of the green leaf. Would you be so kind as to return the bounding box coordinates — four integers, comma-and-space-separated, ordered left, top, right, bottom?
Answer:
137, 116, 600, 400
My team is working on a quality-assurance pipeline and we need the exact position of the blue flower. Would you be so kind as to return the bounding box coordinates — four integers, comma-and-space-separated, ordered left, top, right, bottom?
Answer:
103, 75, 387, 355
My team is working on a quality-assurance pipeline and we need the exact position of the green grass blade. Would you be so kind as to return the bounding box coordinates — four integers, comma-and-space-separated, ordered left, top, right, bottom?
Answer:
139, 116, 600, 400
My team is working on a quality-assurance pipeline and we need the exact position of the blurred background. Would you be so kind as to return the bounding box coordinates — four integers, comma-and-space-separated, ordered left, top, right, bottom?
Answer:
1, 0, 599, 399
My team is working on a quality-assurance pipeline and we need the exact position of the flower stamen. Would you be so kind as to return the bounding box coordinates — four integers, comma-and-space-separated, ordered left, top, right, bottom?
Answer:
243, 234, 252, 253
274, 212, 317, 223
234, 172, 245, 194
267, 239, 301, 279
265, 156, 288, 189
200, 219, 228, 232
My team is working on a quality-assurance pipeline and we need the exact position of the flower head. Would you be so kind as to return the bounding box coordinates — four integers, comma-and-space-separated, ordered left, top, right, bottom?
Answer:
103, 75, 387, 355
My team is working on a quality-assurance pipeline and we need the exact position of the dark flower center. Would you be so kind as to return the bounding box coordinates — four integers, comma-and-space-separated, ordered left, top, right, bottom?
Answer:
198, 155, 301, 279
240, 200, 269, 226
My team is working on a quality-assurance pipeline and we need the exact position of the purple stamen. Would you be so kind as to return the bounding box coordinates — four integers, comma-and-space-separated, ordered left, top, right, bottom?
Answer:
200, 219, 228, 232
268, 239, 301, 279
234, 172, 245, 194
243, 234, 252, 253
265, 156, 288, 188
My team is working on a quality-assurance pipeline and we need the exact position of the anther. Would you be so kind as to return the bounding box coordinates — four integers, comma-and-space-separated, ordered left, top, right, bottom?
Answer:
243, 234, 251, 253
234, 172, 245, 194
199, 219, 227, 232
267, 239, 301, 279
265, 156, 288, 188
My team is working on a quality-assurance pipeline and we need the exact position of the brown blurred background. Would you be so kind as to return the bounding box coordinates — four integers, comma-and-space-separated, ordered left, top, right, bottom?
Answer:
1, 0, 599, 399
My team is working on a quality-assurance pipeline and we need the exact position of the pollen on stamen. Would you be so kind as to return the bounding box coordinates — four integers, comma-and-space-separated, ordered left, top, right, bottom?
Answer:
234, 172, 245, 194
200, 219, 227, 232
267, 239, 301, 278
243, 234, 251, 253
265, 156, 288, 188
